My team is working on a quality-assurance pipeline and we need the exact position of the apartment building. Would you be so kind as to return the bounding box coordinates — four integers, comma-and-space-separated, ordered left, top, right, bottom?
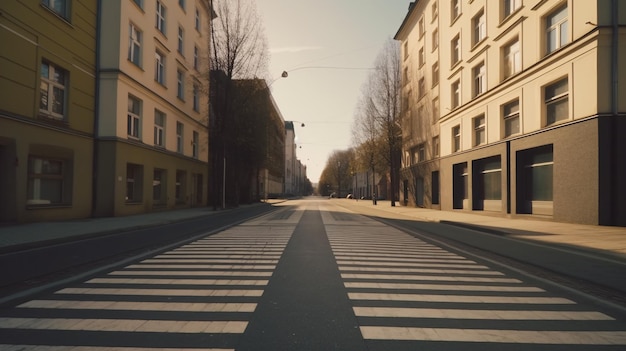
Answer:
95, 0, 212, 217
396, 0, 626, 226
0, 1, 97, 223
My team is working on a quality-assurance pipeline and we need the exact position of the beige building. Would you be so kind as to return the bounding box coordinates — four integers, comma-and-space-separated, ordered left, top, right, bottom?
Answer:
0, 1, 97, 223
95, 0, 212, 217
396, 0, 626, 226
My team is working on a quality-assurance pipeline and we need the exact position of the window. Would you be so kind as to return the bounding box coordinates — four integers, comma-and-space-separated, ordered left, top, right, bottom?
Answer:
432, 136, 440, 157
154, 110, 165, 147
432, 61, 439, 87
410, 145, 424, 165
178, 0, 185, 10
127, 95, 141, 139
432, 2, 438, 20
403, 67, 409, 85
473, 115, 486, 146
418, 47, 425, 67
503, 99, 520, 137
432, 97, 439, 119
418, 78, 426, 98
473, 62, 486, 97
473, 9, 486, 45
177, 70, 185, 99
193, 83, 200, 111
453, 162, 468, 209
452, 125, 461, 152
475, 157, 502, 211
451, 34, 461, 66
194, 45, 199, 70
176, 122, 184, 153
156, 1, 166, 34
40, 61, 67, 120
132, 0, 143, 9
546, 5, 568, 55
175, 170, 186, 203
128, 23, 142, 66
153, 168, 165, 204
432, 28, 439, 51
431, 170, 440, 205
195, 8, 201, 31
545, 78, 568, 125
517, 145, 553, 215
503, 39, 521, 79
42, 0, 68, 19
403, 42, 409, 60
419, 17, 425, 37
451, 0, 461, 21
451, 79, 460, 109
192, 131, 199, 158
27, 157, 66, 205
126, 163, 143, 202
155, 51, 165, 84
178, 26, 185, 54
504, 0, 521, 18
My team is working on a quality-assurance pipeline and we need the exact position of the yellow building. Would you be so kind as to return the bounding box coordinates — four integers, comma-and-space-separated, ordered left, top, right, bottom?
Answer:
95, 0, 212, 217
0, 1, 97, 223
396, 0, 626, 225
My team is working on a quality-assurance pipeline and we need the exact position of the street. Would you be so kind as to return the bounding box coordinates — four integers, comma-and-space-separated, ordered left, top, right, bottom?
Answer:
1, 199, 626, 350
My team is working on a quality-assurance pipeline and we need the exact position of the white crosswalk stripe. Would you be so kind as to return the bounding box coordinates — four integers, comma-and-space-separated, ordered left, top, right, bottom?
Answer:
0, 212, 301, 350
321, 207, 626, 347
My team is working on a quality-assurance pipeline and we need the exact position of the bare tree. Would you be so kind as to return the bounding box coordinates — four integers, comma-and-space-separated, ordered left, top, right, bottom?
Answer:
351, 38, 402, 206
209, 0, 271, 208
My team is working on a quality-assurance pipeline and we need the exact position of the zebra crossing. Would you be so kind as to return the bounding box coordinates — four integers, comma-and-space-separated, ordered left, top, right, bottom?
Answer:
0, 212, 299, 350
321, 206, 626, 349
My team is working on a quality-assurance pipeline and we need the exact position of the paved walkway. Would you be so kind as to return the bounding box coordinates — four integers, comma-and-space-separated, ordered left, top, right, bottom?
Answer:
1, 198, 625, 261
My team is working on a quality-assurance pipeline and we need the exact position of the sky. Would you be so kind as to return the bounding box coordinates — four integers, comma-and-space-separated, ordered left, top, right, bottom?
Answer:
255, 0, 411, 184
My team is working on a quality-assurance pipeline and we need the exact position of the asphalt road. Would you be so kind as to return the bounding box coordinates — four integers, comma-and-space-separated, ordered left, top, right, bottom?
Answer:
0, 199, 625, 350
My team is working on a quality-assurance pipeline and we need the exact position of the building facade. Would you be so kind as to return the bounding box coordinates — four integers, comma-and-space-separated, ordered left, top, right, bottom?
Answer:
0, 1, 97, 223
396, 0, 626, 225
95, 0, 212, 217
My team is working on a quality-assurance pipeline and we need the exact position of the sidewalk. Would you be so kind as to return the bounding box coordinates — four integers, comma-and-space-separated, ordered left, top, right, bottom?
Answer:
336, 199, 626, 260
1, 198, 625, 261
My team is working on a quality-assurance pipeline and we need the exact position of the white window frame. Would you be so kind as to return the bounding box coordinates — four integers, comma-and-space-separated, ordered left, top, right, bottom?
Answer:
473, 62, 486, 97
504, 0, 521, 18
155, 51, 165, 84
452, 125, 461, 152
451, 34, 461, 66
451, 79, 460, 109
42, 0, 68, 19
178, 26, 185, 54
451, 0, 461, 22
39, 61, 67, 120
473, 115, 486, 146
192, 131, 199, 158
127, 95, 141, 139
473, 9, 486, 45
128, 23, 142, 66
177, 70, 185, 99
195, 8, 201, 31
176, 122, 184, 153
503, 39, 521, 79
154, 109, 165, 147
503, 99, 520, 137
545, 78, 569, 126
193, 83, 200, 111
156, 1, 166, 34
546, 5, 568, 55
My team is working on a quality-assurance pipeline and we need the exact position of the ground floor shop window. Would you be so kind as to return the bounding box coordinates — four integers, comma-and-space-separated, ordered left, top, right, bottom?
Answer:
153, 168, 166, 205
27, 156, 69, 205
517, 145, 553, 215
453, 162, 468, 209
126, 163, 143, 203
431, 171, 440, 205
175, 170, 186, 203
473, 156, 502, 211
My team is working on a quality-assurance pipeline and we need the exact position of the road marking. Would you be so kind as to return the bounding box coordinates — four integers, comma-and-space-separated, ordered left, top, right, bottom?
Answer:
353, 307, 614, 320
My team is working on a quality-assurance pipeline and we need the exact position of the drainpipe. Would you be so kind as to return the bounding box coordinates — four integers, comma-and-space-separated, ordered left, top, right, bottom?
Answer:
91, 0, 102, 217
